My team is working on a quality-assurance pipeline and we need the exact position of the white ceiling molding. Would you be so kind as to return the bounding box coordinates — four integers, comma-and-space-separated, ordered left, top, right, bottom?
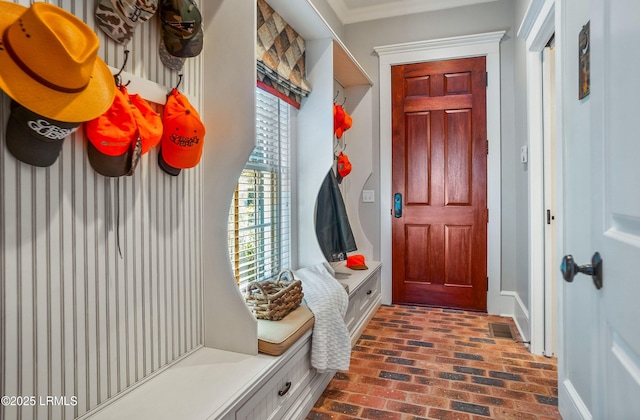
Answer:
327, 0, 501, 24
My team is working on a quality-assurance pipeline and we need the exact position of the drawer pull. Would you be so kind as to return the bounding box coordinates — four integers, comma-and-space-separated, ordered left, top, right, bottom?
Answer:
366, 290, 372, 295
278, 381, 292, 397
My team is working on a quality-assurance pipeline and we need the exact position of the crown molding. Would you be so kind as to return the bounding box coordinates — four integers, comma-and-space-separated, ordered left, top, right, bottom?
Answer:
374, 30, 506, 57
328, 0, 502, 24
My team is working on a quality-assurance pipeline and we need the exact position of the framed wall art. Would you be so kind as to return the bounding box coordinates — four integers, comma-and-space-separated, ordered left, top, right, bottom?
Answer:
579, 21, 590, 99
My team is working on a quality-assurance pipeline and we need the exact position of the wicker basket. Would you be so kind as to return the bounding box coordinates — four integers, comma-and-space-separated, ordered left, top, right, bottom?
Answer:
243, 270, 304, 321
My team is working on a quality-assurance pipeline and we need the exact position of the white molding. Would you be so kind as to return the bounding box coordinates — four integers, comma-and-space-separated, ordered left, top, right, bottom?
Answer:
519, 0, 556, 51
374, 31, 506, 56
527, 49, 546, 357
517, 0, 556, 357
517, 0, 546, 40
328, 0, 501, 25
501, 291, 531, 344
560, 379, 593, 420
374, 31, 506, 313
326, 0, 349, 23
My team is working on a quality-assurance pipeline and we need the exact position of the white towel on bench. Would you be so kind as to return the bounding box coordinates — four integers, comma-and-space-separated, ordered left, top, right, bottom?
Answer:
294, 263, 350, 372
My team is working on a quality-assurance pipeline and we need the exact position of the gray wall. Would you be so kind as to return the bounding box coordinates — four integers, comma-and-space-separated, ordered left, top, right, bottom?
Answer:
310, 0, 346, 40
340, 0, 528, 301
512, 0, 531, 319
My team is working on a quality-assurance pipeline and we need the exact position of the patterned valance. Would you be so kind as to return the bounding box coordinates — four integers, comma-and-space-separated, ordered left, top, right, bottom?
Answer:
257, 0, 312, 108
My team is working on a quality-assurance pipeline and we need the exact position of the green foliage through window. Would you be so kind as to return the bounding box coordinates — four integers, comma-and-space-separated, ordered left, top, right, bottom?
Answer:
228, 89, 291, 288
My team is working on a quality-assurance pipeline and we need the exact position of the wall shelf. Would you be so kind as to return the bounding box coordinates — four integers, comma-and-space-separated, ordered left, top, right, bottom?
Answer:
333, 39, 373, 87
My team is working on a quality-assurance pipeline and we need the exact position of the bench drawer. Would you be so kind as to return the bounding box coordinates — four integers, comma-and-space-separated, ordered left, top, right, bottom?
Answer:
235, 338, 315, 420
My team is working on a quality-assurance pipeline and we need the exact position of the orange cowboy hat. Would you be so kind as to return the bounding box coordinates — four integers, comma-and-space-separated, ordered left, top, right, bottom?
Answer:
0, 2, 115, 122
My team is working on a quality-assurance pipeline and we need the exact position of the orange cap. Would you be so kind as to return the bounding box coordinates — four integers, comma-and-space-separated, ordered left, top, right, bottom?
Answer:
86, 87, 137, 157
129, 93, 162, 155
159, 88, 205, 173
334, 104, 345, 135
346, 254, 368, 270
334, 103, 353, 139
342, 112, 353, 131
337, 152, 352, 183
85, 86, 141, 177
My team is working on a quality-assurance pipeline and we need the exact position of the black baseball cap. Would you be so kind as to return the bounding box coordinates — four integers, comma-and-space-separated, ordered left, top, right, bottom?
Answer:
157, 147, 181, 176
6, 100, 80, 167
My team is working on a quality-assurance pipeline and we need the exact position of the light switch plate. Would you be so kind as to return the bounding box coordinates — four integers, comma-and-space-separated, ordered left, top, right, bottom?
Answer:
362, 190, 375, 203
520, 145, 528, 163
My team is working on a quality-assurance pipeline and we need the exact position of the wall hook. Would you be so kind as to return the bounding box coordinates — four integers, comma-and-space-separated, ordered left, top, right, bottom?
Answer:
175, 73, 183, 91
334, 137, 347, 155
114, 49, 131, 87
334, 90, 340, 102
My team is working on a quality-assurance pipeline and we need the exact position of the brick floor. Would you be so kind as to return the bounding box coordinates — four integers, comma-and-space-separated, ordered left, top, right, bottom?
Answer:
307, 304, 561, 420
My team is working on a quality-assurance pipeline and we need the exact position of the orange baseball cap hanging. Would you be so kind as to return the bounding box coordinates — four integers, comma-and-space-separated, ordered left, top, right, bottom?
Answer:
85, 86, 140, 177
158, 88, 206, 176
334, 103, 345, 135
334, 103, 352, 139
129, 92, 162, 155
336, 151, 352, 184
342, 112, 353, 131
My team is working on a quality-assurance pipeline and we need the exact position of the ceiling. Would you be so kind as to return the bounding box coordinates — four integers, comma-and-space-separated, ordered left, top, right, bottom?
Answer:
326, 0, 502, 24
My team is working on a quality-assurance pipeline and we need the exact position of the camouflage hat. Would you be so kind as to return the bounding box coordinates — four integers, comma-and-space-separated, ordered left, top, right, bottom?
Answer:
96, 0, 159, 45
159, 38, 186, 71
159, 0, 203, 58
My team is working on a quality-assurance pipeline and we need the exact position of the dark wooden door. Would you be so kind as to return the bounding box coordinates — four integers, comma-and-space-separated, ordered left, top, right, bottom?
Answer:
391, 57, 488, 311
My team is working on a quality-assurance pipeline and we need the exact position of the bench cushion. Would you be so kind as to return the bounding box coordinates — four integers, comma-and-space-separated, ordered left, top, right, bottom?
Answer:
257, 304, 314, 356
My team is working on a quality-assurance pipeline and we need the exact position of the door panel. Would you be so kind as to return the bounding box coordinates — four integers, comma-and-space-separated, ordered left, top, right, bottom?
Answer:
445, 225, 472, 286
391, 57, 487, 311
561, 0, 640, 417
406, 113, 431, 204
594, 0, 640, 413
445, 110, 472, 205
444, 72, 472, 94
405, 224, 431, 281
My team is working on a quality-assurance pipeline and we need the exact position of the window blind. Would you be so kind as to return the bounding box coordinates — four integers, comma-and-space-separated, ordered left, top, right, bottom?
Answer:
228, 89, 291, 288
256, 0, 311, 108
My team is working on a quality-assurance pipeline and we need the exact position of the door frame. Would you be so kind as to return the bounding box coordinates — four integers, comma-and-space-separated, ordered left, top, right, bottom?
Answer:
375, 31, 509, 315
517, 0, 562, 356
542, 43, 558, 357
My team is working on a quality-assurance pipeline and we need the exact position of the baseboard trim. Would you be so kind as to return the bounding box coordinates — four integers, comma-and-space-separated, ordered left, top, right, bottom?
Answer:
498, 291, 530, 344
559, 378, 592, 420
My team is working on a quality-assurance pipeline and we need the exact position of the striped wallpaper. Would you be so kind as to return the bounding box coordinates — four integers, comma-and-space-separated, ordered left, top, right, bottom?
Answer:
0, 1, 204, 419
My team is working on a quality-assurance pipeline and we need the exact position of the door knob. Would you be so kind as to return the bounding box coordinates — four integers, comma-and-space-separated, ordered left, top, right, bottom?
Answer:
560, 252, 603, 289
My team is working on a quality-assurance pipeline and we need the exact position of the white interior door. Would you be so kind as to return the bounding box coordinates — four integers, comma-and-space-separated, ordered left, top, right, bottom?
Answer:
589, 0, 640, 416
561, 0, 640, 417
